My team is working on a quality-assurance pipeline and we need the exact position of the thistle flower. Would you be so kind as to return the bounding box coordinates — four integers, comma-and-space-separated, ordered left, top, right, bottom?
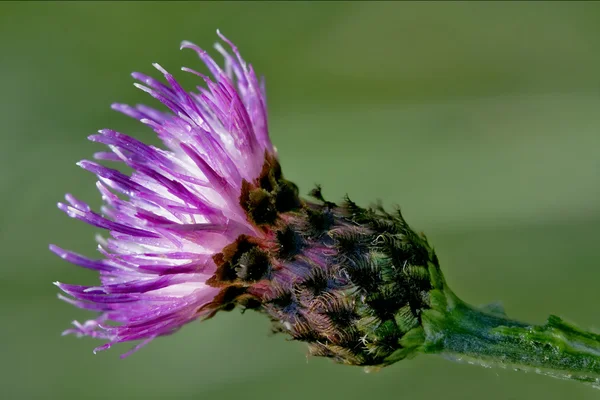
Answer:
53, 32, 600, 388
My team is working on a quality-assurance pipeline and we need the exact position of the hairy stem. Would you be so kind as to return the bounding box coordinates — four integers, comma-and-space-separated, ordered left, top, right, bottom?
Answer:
422, 293, 600, 388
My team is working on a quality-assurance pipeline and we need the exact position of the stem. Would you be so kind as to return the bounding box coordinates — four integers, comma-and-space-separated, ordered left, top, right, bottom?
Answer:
421, 295, 600, 388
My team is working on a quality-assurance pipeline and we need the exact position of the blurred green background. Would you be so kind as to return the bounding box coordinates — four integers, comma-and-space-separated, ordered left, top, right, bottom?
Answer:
1, 1, 600, 399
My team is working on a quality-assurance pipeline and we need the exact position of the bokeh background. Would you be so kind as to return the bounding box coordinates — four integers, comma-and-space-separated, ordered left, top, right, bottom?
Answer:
1, 1, 600, 399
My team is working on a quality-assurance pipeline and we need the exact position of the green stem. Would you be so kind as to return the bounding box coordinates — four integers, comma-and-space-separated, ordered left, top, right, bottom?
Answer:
421, 294, 600, 388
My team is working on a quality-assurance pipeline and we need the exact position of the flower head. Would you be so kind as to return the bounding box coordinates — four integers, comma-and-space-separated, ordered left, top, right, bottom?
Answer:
54, 32, 600, 390
53, 32, 438, 364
